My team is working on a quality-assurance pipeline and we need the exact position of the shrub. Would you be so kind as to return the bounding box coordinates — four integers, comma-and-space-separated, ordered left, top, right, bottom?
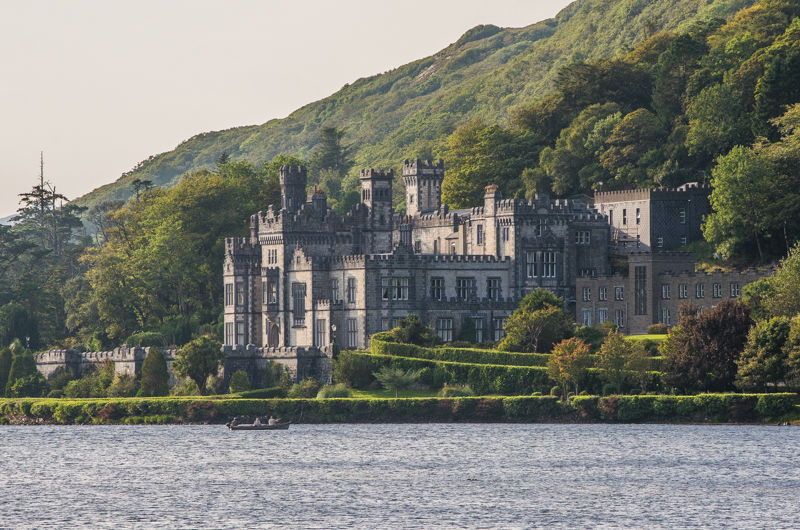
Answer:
123, 332, 166, 348
46, 366, 77, 393
438, 385, 475, 397
106, 374, 139, 397
9, 372, 47, 398
288, 378, 322, 399
317, 384, 352, 399
602, 383, 617, 396
171, 377, 200, 396
139, 347, 170, 397
47, 389, 64, 398
228, 370, 251, 394
647, 324, 669, 334
755, 393, 796, 418
550, 386, 563, 397
333, 351, 376, 388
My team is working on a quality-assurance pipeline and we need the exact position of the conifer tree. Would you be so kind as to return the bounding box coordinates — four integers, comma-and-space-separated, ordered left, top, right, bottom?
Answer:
138, 347, 170, 397
0, 347, 12, 397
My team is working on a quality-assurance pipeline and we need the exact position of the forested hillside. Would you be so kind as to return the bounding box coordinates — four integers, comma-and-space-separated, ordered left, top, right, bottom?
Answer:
73, 0, 754, 211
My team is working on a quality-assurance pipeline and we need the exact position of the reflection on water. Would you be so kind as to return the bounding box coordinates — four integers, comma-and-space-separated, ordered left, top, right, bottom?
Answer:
1, 424, 798, 529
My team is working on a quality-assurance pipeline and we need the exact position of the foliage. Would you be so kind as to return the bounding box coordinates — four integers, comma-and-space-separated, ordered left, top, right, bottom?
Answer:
0, 302, 40, 350
438, 385, 475, 397
627, 341, 654, 394
106, 374, 139, 398
372, 366, 422, 398
8, 372, 47, 398
383, 314, 442, 347
287, 378, 322, 399
663, 300, 753, 393
171, 336, 224, 395
333, 350, 377, 389
228, 370, 252, 394
498, 290, 573, 353
647, 324, 670, 334
596, 330, 633, 394
0, 347, 11, 397
547, 338, 593, 396
5, 353, 39, 397
62, 361, 116, 398
138, 348, 170, 397
736, 316, 793, 391
317, 383, 352, 399
234, 387, 286, 399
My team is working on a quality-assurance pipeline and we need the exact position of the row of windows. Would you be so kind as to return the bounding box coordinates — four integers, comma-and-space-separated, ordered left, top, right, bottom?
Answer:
224, 322, 246, 346
430, 277, 502, 301
613, 207, 686, 226
661, 282, 739, 300
583, 286, 624, 302
434, 317, 505, 343
526, 251, 558, 279
225, 283, 246, 306
581, 309, 625, 328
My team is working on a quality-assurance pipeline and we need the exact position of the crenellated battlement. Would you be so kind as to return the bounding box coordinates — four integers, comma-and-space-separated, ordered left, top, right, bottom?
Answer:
402, 158, 444, 176
595, 183, 713, 203
360, 168, 395, 179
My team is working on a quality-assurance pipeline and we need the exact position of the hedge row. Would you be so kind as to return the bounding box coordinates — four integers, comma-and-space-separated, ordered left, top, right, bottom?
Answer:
371, 336, 664, 371
359, 351, 662, 395
1, 394, 795, 425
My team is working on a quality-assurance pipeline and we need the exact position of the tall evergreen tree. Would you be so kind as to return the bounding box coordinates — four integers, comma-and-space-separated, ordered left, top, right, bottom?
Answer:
0, 347, 12, 397
138, 347, 170, 397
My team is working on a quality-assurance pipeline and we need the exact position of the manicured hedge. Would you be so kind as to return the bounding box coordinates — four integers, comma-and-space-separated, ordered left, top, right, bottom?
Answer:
371, 336, 664, 372
232, 387, 286, 399
1, 393, 795, 424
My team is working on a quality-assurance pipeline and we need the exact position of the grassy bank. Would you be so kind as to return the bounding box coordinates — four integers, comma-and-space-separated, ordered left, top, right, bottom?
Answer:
1, 393, 796, 426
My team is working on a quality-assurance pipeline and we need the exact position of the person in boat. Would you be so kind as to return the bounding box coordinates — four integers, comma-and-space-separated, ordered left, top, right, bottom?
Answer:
268, 416, 277, 425
253, 417, 262, 426
231, 417, 239, 427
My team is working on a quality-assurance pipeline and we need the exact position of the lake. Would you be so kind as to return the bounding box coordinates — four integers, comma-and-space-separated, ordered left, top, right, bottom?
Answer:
1, 424, 798, 529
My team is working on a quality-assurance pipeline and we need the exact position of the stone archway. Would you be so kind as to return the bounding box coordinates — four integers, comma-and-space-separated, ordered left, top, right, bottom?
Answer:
268, 324, 280, 348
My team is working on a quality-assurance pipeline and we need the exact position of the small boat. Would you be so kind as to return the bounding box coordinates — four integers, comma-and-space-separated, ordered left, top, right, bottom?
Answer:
226, 422, 290, 431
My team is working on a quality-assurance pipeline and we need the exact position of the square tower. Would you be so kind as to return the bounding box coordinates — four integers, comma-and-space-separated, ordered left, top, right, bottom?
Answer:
403, 158, 444, 217
280, 165, 307, 213
360, 168, 394, 222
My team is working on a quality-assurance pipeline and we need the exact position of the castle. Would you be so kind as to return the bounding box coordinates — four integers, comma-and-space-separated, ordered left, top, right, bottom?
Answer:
224, 159, 611, 351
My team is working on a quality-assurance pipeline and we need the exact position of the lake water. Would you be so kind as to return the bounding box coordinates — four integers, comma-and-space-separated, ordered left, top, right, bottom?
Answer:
1, 424, 798, 529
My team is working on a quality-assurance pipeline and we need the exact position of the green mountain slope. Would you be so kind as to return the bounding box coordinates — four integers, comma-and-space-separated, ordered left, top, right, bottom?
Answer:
74, 0, 754, 211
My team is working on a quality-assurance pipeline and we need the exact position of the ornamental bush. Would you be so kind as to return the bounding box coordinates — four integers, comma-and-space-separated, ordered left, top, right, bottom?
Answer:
228, 370, 251, 394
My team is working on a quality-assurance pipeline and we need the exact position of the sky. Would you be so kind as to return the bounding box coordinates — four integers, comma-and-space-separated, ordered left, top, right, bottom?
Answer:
0, 0, 574, 218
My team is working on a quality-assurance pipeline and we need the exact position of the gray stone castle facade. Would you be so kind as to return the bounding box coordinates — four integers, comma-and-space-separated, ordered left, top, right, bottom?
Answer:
224, 159, 611, 350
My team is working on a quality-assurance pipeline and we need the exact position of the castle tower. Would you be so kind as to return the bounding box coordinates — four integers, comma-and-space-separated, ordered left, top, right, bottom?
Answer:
360, 168, 394, 223
402, 158, 444, 217
280, 165, 307, 213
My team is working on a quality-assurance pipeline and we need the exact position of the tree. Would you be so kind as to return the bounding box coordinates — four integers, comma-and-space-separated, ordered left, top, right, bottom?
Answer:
662, 300, 753, 393
763, 242, 800, 318
386, 314, 442, 347
736, 316, 792, 391
138, 347, 170, 397
547, 337, 592, 397
310, 127, 354, 187
599, 108, 667, 189
228, 370, 251, 393
172, 336, 224, 395
372, 365, 421, 398
5, 352, 39, 397
0, 302, 39, 349
498, 289, 573, 353
0, 347, 12, 397
596, 330, 632, 394
627, 341, 653, 394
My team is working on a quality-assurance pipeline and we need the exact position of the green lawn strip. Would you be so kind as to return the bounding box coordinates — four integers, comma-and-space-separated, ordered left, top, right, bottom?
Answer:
624, 335, 668, 342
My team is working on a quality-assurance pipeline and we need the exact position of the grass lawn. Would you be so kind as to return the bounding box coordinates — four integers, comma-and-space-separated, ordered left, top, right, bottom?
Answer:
625, 334, 667, 342
349, 388, 442, 399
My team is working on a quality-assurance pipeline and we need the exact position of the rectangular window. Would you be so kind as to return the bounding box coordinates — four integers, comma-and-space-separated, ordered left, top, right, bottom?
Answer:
476, 225, 483, 245
635, 266, 647, 315
598, 308, 608, 324
679, 208, 686, 224
636, 208, 640, 225
225, 322, 234, 345
487, 278, 501, 300
583, 287, 591, 302
679, 284, 688, 299
713, 283, 722, 298
582, 309, 592, 326
730, 283, 740, 297
236, 322, 245, 346
331, 279, 339, 302
347, 278, 356, 304
456, 278, 475, 300
381, 318, 390, 331
451, 242, 456, 255
622, 209, 627, 225
614, 309, 625, 328
315, 319, 327, 347
436, 318, 453, 342
225, 284, 233, 306
347, 318, 358, 349
381, 278, 390, 301
662, 284, 670, 299
292, 283, 306, 326
236, 283, 245, 305
474, 318, 483, 343
542, 252, 557, 278
433, 240, 438, 254
575, 231, 590, 244
393, 278, 409, 300
696, 283, 705, 298
615, 286, 624, 301
661, 308, 671, 326
526, 251, 537, 278
636, 235, 640, 249
657, 237, 664, 248
415, 240, 421, 252
536, 219, 543, 237
599, 287, 607, 301
267, 281, 277, 304
609, 210, 614, 225
681, 236, 687, 246
493, 318, 505, 342
430, 278, 443, 301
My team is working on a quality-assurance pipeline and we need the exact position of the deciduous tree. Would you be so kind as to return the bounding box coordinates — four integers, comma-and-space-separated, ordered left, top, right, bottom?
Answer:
172, 335, 224, 395
547, 337, 592, 397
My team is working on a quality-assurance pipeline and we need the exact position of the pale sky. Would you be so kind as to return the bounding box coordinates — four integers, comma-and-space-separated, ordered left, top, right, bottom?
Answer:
0, 0, 573, 218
